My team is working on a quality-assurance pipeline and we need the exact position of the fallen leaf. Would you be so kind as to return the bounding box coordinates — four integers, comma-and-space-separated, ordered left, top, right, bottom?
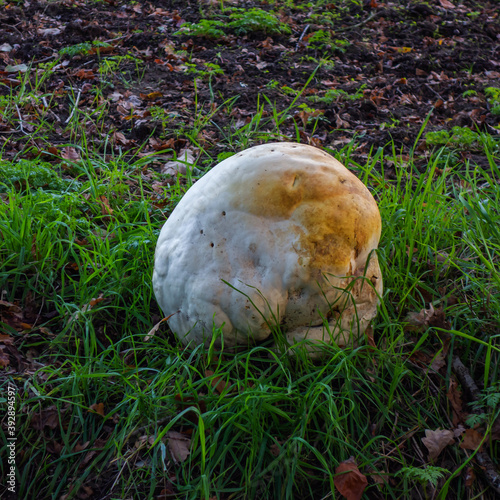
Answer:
370, 470, 390, 485
270, 443, 281, 457
38, 28, 62, 36
113, 131, 131, 146
421, 429, 454, 461
439, 0, 455, 8
47, 440, 63, 455
61, 147, 81, 161
162, 148, 196, 176
98, 195, 114, 216
68, 294, 104, 324
406, 303, 435, 327
205, 369, 229, 394
0, 334, 14, 345
141, 91, 163, 100
74, 69, 95, 79
31, 406, 61, 430
335, 113, 350, 129
144, 313, 176, 341
460, 429, 484, 451
0, 347, 10, 368
79, 438, 107, 469
5, 64, 29, 73
175, 393, 207, 425
167, 431, 191, 463
430, 352, 446, 372
89, 402, 105, 416
74, 441, 90, 453
334, 457, 368, 500
447, 378, 465, 424
465, 466, 476, 488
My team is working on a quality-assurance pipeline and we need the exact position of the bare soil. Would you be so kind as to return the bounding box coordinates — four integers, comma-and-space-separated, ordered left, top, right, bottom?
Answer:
1, 0, 499, 165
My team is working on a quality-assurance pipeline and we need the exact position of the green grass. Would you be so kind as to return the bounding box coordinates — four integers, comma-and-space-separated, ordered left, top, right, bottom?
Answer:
1, 81, 499, 499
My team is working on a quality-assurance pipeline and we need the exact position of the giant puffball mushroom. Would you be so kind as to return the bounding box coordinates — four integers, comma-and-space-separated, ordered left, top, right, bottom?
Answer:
153, 142, 383, 355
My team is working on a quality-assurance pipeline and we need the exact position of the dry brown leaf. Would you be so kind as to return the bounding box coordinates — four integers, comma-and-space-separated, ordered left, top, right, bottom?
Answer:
39, 27, 62, 36
89, 402, 105, 417
113, 131, 131, 146
421, 429, 455, 461
141, 91, 163, 100
68, 294, 104, 324
447, 378, 465, 424
465, 466, 476, 488
144, 313, 177, 341
31, 405, 61, 430
79, 438, 107, 468
205, 369, 229, 394
406, 303, 435, 327
47, 440, 63, 455
460, 429, 484, 451
371, 471, 390, 485
167, 431, 191, 463
335, 114, 350, 129
74, 69, 95, 80
73, 441, 90, 453
0, 346, 10, 368
439, 0, 455, 8
98, 195, 114, 216
270, 443, 280, 457
162, 148, 196, 176
0, 333, 14, 344
334, 457, 368, 500
430, 352, 446, 372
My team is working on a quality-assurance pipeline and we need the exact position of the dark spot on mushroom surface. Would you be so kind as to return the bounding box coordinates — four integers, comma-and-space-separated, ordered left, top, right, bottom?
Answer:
210, 242, 214, 247
222, 211, 226, 216
200, 229, 204, 234
339, 178, 346, 184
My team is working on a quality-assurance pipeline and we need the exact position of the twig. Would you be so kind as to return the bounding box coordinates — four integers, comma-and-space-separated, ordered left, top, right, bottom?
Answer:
475, 451, 500, 493
15, 104, 27, 135
452, 356, 480, 401
101, 34, 131, 45
379, 425, 420, 458
452, 356, 500, 494
65, 88, 82, 124
32, 54, 58, 65
425, 84, 445, 102
127, 415, 172, 440
335, 12, 381, 33
295, 24, 310, 51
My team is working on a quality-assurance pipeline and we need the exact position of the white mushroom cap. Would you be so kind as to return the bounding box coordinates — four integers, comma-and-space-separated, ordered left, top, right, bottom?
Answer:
153, 142, 382, 354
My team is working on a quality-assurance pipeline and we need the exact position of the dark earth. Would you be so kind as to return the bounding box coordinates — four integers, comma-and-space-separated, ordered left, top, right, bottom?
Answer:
1, 0, 499, 168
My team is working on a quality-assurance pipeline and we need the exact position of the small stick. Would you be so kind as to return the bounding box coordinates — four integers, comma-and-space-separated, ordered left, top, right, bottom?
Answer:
452, 356, 500, 494
15, 104, 27, 135
295, 24, 310, 51
452, 356, 480, 401
335, 12, 380, 33
475, 451, 500, 494
65, 88, 82, 124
